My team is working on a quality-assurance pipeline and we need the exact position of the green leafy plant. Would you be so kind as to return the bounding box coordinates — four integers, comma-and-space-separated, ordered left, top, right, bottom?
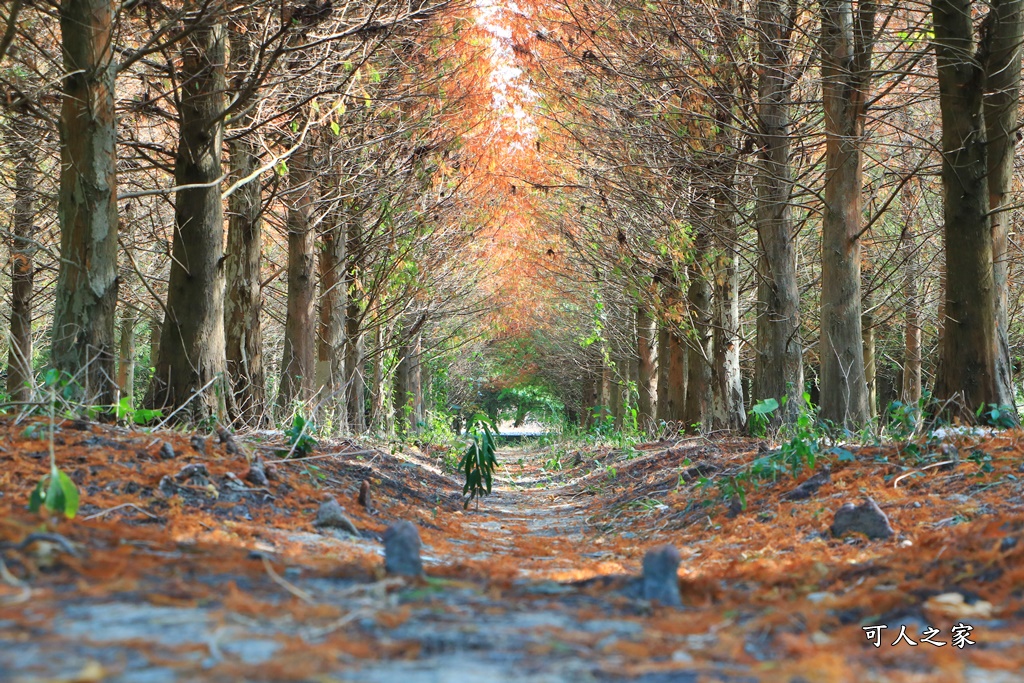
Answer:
459, 413, 498, 509
976, 403, 1017, 429
29, 463, 80, 520
282, 413, 318, 458
748, 397, 779, 437
28, 380, 81, 520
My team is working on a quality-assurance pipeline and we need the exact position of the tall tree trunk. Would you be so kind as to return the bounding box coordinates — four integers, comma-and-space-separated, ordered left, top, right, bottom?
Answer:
224, 23, 266, 426
52, 0, 119, 403
316, 220, 345, 398
819, 0, 875, 427
343, 210, 366, 433
345, 316, 366, 433
862, 309, 877, 418
901, 224, 922, 404
636, 303, 658, 429
684, 239, 712, 433
147, 12, 231, 421
754, 0, 803, 424
982, 0, 1023, 411
6, 111, 37, 402
276, 133, 317, 412
369, 310, 389, 432
711, 181, 746, 431
658, 274, 687, 422
116, 314, 137, 404
931, 0, 1001, 417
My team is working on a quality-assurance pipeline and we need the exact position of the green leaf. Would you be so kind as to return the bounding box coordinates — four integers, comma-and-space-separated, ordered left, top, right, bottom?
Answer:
57, 469, 80, 519
751, 398, 779, 415
28, 479, 46, 513
831, 447, 855, 462
330, 121, 340, 136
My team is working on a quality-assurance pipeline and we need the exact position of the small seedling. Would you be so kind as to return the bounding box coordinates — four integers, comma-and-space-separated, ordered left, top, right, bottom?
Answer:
459, 413, 498, 509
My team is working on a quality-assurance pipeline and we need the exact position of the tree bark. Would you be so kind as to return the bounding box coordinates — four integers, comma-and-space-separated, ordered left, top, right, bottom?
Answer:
711, 182, 746, 431
315, 171, 347, 417
52, 0, 119, 404
819, 0, 875, 428
6, 111, 37, 402
684, 240, 712, 433
931, 0, 1001, 417
657, 273, 687, 422
636, 303, 658, 429
901, 221, 922, 405
116, 314, 137, 404
276, 132, 318, 412
343, 208, 366, 433
982, 0, 1023, 411
753, 0, 803, 424
147, 12, 231, 421
224, 23, 266, 426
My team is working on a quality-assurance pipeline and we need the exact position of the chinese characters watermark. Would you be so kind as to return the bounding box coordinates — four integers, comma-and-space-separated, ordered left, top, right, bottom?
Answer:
862, 623, 976, 648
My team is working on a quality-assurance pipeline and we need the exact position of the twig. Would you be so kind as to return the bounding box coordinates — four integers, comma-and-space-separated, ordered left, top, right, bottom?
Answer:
262, 449, 376, 465
16, 532, 82, 558
893, 460, 956, 488
261, 555, 315, 604
84, 503, 161, 521
303, 608, 373, 640
0, 555, 31, 606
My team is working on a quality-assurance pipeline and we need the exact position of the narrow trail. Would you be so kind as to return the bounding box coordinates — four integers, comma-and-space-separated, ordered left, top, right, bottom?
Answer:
4, 419, 1024, 682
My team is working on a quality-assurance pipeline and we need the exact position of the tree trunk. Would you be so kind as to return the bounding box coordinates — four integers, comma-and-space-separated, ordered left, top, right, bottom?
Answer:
819, 0, 875, 428
711, 182, 746, 431
658, 274, 687, 422
901, 223, 922, 404
931, 0, 1000, 417
116, 314, 137, 404
276, 133, 318, 412
315, 194, 347, 413
6, 111, 37, 402
636, 303, 658, 429
862, 310, 877, 418
52, 0, 119, 404
147, 13, 231, 421
982, 0, 1023, 411
684, 245, 712, 433
753, 0, 803, 423
343, 210, 366, 433
344, 315, 366, 433
369, 309, 390, 433
224, 23, 266, 426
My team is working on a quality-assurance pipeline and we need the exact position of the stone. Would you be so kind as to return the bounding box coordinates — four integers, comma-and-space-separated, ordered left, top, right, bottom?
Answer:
830, 498, 894, 540
217, 427, 241, 455
314, 498, 359, 536
190, 435, 207, 456
383, 521, 424, 577
640, 544, 682, 607
783, 466, 831, 501
358, 480, 372, 510
247, 459, 269, 487
159, 442, 175, 460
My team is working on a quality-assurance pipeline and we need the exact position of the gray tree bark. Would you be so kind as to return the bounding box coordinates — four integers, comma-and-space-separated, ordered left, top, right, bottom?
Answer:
818, 0, 875, 427
147, 12, 232, 421
753, 0, 803, 424
52, 0, 120, 404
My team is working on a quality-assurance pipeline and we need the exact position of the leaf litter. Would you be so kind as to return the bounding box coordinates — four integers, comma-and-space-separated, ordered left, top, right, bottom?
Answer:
0, 417, 1022, 681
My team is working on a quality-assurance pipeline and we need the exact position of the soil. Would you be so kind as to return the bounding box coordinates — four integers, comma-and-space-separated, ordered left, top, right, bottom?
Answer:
1, 418, 1023, 682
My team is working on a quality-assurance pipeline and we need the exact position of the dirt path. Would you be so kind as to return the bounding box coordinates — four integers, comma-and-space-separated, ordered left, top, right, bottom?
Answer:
3, 421, 1024, 682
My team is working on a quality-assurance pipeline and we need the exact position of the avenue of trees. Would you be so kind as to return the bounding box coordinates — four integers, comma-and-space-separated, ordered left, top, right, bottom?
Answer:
0, 0, 1022, 436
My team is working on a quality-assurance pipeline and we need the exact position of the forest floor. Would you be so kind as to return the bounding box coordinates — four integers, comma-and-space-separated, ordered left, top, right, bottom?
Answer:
1, 416, 1024, 682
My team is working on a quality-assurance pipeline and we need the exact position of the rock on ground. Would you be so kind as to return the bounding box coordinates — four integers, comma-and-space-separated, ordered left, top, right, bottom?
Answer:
314, 498, 360, 536
641, 545, 682, 607
830, 497, 894, 540
384, 521, 424, 577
